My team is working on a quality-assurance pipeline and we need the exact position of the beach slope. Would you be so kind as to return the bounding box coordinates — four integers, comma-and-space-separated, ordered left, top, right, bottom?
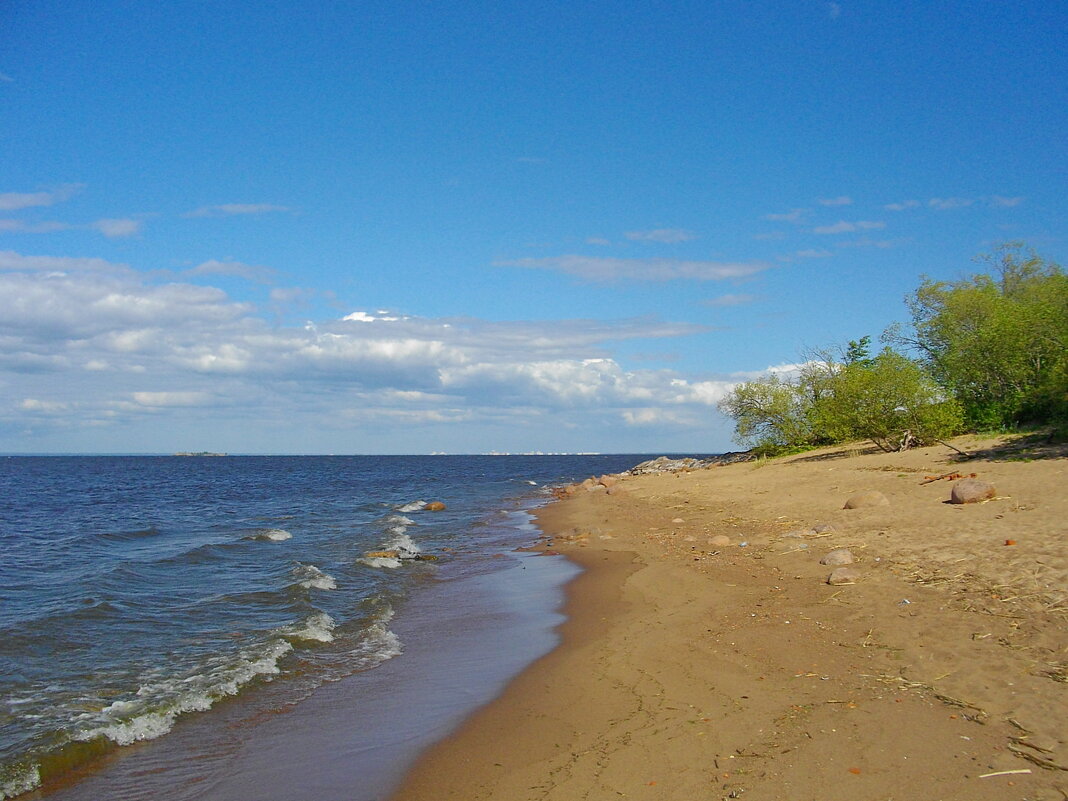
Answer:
391, 436, 1067, 801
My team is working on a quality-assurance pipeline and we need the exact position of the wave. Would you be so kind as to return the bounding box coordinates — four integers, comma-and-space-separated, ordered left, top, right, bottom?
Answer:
396, 500, 426, 513
0, 763, 40, 800
70, 638, 295, 748
357, 522, 427, 569
291, 563, 337, 591
282, 612, 336, 643
347, 606, 402, 669
244, 528, 292, 542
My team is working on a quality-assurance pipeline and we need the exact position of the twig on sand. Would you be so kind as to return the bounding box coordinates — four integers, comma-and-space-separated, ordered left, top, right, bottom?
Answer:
937, 438, 973, 458
1008, 744, 1068, 771
979, 768, 1032, 778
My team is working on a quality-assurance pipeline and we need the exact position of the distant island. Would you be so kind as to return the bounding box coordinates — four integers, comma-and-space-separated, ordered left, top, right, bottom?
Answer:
173, 452, 227, 457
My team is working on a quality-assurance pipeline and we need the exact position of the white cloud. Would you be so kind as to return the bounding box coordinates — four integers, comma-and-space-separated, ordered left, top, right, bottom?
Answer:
836, 237, 896, 249
91, 218, 142, 238
20, 398, 70, 413
817, 195, 852, 206
812, 220, 885, 234
188, 260, 275, 283
777, 248, 834, 263
762, 208, 808, 223
928, 197, 974, 210
988, 195, 1024, 208
624, 228, 697, 243
622, 408, 690, 426
827, 2, 841, 18
703, 293, 758, 307
884, 200, 920, 211
496, 255, 771, 282
0, 219, 71, 234
586, 237, 611, 246
0, 184, 82, 211
184, 203, 291, 218
132, 391, 215, 407
0, 250, 766, 449
0, 250, 131, 275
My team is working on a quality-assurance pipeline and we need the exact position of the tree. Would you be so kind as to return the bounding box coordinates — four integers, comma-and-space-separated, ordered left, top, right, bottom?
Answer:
719, 344, 962, 454
813, 349, 963, 452
716, 374, 817, 450
889, 243, 1068, 430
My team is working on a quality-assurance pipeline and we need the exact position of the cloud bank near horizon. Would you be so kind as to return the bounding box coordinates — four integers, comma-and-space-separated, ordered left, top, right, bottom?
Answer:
0, 250, 774, 450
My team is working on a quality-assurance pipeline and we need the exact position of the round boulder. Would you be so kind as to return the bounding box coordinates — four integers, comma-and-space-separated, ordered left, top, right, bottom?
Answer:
950, 478, 996, 505
826, 567, 860, 585
843, 490, 890, 509
424, 501, 447, 511
820, 548, 855, 566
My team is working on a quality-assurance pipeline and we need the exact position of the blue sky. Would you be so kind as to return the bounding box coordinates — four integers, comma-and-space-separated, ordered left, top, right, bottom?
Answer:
2, 0, 1065, 454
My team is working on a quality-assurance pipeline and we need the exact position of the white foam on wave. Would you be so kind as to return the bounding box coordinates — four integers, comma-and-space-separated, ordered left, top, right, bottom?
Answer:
349, 605, 403, 668
71, 639, 294, 747
293, 563, 337, 590
0, 763, 41, 800
358, 555, 403, 569
285, 612, 336, 643
244, 528, 292, 542
387, 514, 415, 526
397, 500, 426, 513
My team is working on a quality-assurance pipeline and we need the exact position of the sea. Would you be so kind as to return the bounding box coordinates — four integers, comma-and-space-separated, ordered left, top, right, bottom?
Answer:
0, 453, 682, 801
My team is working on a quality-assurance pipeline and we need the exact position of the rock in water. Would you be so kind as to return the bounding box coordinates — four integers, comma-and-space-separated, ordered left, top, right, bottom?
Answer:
424, 501, 447, 511
843, 490, 889, 509
820, 548, 854, 566
949, 478, 996, 504
827, 567, 860, 585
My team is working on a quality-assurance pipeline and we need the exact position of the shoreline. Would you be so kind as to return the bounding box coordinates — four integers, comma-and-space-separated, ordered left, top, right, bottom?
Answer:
390, 436, 1067, 801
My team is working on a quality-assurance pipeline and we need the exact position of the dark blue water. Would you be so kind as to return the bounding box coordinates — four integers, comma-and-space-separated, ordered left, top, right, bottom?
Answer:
0, 454, 656, 799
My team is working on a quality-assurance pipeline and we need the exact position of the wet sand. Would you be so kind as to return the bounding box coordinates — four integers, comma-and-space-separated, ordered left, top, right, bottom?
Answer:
391, 435, 1068, 801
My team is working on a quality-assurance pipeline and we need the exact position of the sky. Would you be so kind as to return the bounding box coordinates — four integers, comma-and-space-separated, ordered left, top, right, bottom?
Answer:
1, 0, 1065, 454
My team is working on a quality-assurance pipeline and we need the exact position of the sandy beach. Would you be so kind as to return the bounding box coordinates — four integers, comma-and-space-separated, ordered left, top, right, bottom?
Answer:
391, 435, 1067, 801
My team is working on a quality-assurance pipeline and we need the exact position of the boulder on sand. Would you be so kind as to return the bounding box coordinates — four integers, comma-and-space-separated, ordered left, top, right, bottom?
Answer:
949, 478, 996, 504
843, 490, 889, 509
820, 548, 854, 566
826, 566, 860, 585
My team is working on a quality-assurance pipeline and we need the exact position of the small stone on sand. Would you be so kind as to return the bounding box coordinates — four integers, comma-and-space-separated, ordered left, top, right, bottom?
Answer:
827, 566, 860, 585
820, 548, 854, 566
709, 534, 731, 547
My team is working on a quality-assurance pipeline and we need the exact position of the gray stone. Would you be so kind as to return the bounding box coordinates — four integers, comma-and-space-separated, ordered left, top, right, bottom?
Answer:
950, 478, 996, 504
820, 548, 855, 566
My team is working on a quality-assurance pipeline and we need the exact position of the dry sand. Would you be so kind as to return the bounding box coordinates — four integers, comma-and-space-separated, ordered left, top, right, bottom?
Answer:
391, 435, 1067, 801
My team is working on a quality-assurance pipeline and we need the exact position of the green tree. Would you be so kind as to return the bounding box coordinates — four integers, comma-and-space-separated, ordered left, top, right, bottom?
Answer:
889, 243, 1068, 430
813, 349, 963, 452
716, 374, 817, 450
